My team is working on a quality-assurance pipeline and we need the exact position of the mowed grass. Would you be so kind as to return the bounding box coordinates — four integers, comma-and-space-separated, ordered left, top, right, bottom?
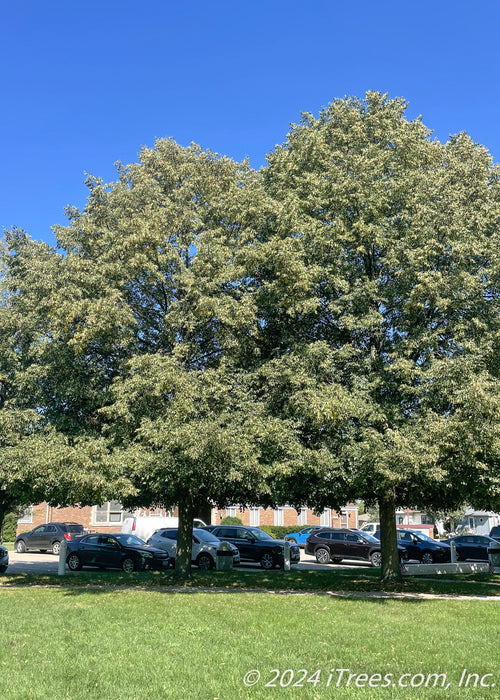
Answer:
2, 566, 500, 597
0, 587, 498, 700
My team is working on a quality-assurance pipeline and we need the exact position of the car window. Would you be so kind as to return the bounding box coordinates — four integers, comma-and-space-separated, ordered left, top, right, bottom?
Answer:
414, 532, 434, 543
397, 532, 411, 542
47, 525, 57, 533
359, 532, 378, 543
330, 532, 345, 541
33, 525, 48, 534
66, 525, 84, 533
236, 528, 254, 540
195, 530, 219, 543
83, 535, 100, 545
217, 528, 237, 538
247, 528, 274, 541
317, 532, 332, 540
346, 533, 360, 542
114, 534, 145, 546
161, 531, 177, 540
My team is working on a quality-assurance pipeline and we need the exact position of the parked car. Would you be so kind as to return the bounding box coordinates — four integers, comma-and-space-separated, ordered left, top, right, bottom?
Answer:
204, 525, 300, 569
393, 530, 451, 564
15, 522, 85, 555
305, 528, 407, 567
360, 522, 380, 535
147, 527, 240, 569
441, 535, 499, 561
284, 526, 326, 548
65, 533, 170, 572
489, 526, 500, 542
0, 544, 8, 573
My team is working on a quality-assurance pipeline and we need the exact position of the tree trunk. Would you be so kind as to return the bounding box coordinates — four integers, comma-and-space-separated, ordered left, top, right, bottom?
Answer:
0, 501, 10, 544
175, 495, 195, 579
378, 488, 402, 581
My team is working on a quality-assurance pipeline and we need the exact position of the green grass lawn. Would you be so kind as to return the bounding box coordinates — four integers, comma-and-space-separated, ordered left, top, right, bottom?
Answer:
0, 586, 498, 699
2, 565, 500, 597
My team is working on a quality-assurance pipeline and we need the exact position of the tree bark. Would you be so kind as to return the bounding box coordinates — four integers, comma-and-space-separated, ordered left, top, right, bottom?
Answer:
174, 495, 195, 579
378, 488, 402, 581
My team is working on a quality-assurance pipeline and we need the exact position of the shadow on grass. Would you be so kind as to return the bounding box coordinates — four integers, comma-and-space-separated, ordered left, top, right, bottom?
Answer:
1, 566, 499, 600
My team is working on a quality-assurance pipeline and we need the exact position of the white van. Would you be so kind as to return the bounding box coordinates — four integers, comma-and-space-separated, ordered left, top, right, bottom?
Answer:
121, 516, 206, 543
360, 522, 380, 535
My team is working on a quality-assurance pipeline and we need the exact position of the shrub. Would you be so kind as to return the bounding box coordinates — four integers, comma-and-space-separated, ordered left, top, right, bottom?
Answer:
259, 526, 302, 540
1, 512, 18, 542
220, 516, 243, 525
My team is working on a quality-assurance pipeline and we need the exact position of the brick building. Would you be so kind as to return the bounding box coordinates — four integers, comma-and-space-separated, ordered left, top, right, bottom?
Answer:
17, 501, 358, 535
213, 504, 359, 529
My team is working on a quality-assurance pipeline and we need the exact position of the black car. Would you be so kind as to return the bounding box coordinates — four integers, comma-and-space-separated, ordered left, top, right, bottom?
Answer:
0, 544, 8, 573
15, 522, 85, 555
204, 525, 300, 569
393, 530, 451, 564
441, 535, 499, 562
65, 533, 170, 572
305, 528, 407, 567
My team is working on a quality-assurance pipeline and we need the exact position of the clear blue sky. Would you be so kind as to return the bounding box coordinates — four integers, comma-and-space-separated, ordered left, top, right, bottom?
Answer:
2, 1, 499, 247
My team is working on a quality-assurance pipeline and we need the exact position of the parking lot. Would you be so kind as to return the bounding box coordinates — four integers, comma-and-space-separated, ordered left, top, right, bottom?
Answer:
6, 550, 372, 575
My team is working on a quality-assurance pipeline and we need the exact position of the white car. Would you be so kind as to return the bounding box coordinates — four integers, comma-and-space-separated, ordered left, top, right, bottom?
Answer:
147, 528, 240, 569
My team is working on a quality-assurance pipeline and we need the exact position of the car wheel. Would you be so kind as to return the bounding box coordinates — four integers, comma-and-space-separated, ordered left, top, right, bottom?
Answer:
196, 553, 214, 570
122, 557, 135, 573
287, 537, 297, 544
52, 541, 61, 556
421, 552, 434, 565
16, 540, 27, 554
370, 551, 382, 567
260, 552, 275, 569
315, 547, 331, 565
67, 553, 82, 571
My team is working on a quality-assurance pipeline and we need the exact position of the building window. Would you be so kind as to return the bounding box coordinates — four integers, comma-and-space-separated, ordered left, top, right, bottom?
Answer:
249, 508, 260, 526
320, 509, 331, 527
274, 508, 284, 526
17, 507, 33, 524
298, 508, 308, 526
92, 501, 130, 526
226, 507, 237, 519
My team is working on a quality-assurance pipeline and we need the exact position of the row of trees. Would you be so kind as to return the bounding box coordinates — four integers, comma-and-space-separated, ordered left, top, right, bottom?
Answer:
1, 93, 499, 578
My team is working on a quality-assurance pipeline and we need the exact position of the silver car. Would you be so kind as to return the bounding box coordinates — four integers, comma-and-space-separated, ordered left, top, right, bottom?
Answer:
147, 528, 240, 569
0, 544, 9, 573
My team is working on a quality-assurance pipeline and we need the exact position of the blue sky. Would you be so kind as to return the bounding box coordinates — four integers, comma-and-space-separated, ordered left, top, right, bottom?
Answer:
2, 1, 499, 247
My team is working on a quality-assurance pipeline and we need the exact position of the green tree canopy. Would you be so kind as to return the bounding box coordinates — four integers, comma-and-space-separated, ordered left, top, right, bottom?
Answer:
257, 92, 500, 577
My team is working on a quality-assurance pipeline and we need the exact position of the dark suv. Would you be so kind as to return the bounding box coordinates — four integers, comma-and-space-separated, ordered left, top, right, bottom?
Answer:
15, 522, 85, 555
204, 525, 300, 569
305, 528, 407, 567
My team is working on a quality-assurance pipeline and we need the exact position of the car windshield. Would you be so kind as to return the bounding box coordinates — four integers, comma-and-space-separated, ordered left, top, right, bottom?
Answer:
114, 534, 147, 547
195, 530, 220, 543
411, 532, 435, 543
359, 532, 378, 543
248, 528, 274, 541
